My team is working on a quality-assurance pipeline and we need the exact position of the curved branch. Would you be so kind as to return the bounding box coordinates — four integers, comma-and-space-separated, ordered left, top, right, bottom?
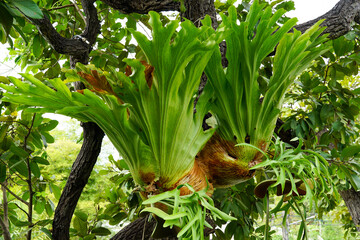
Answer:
294, 0, 360, 39
26, 0, 100, 64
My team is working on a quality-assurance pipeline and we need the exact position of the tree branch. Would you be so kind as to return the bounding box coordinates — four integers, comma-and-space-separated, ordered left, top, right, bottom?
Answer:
23, 0, 100, 65
0, 182, 30, 206
294, 0, 360, 39
99, 0, 180, 14
99, 0, 360, 41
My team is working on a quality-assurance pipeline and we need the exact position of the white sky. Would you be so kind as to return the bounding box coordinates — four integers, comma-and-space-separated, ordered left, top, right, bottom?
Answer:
287, 0, 339, 23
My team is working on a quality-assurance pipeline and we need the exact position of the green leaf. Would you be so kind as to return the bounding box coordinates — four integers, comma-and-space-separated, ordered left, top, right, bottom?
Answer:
0, 161, 6, 182
0, 76, 10, 84
9, 155, 28, 177
30, 161, 40, 178
333, 36, 354, 56
312, 85, 327, 94
34, 198, 45, 214
9, 215, 29, 227
83, 235, 96, 240
49, 183, 61, 200
33, 156, 50, 165
11, 0, 43, 19
40, 228, 52, 239
320, 104, 334, 121
349, 173, 360, 191
10, 144, 29, 158
32, 34, 42, 58
73, 215, 87, 237
0, 3, 13, 36
45, 201, 54, 217
75, 211, 88, 222
42, 132, 54, 144
341, 145, 360, 159
109, 212, 127, 225
91, 227, 111, 236
38, 120, 58, 132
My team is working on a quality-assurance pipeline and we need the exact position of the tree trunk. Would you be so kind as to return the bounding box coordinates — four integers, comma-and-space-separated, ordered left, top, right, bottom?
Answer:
340, 188, 360, 231
52, 122, 104, 239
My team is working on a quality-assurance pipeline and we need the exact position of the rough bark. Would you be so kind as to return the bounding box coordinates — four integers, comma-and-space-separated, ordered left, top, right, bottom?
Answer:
340, 188, 360, 231
24, 0, 100, 65
52, 122, 104, 239
294, 0, 360, 39
110, 214, 215, 240
110, 216, 176, 240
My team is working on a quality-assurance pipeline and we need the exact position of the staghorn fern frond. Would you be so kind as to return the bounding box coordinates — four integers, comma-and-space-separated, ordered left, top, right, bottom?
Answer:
204, 1, 330, 163
0, 12, 225, 188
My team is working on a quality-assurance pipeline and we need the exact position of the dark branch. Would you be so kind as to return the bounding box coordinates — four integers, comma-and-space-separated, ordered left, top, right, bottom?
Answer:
25, 0, 100, 64
294, 0, 360, 39
100, 0, 180, 14
99, 0, 360, 41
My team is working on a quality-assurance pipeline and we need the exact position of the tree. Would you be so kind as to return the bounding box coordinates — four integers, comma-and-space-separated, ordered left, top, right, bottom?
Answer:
1, 0, 360, 239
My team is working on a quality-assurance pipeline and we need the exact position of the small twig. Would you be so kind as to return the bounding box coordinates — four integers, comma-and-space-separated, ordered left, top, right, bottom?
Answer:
0, 120, 31, 130
14, 202, 30, 218
48, 4, 74, 11
0, 182, 30, 206
98, 7, 111, 14
24, 113, 36, 240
